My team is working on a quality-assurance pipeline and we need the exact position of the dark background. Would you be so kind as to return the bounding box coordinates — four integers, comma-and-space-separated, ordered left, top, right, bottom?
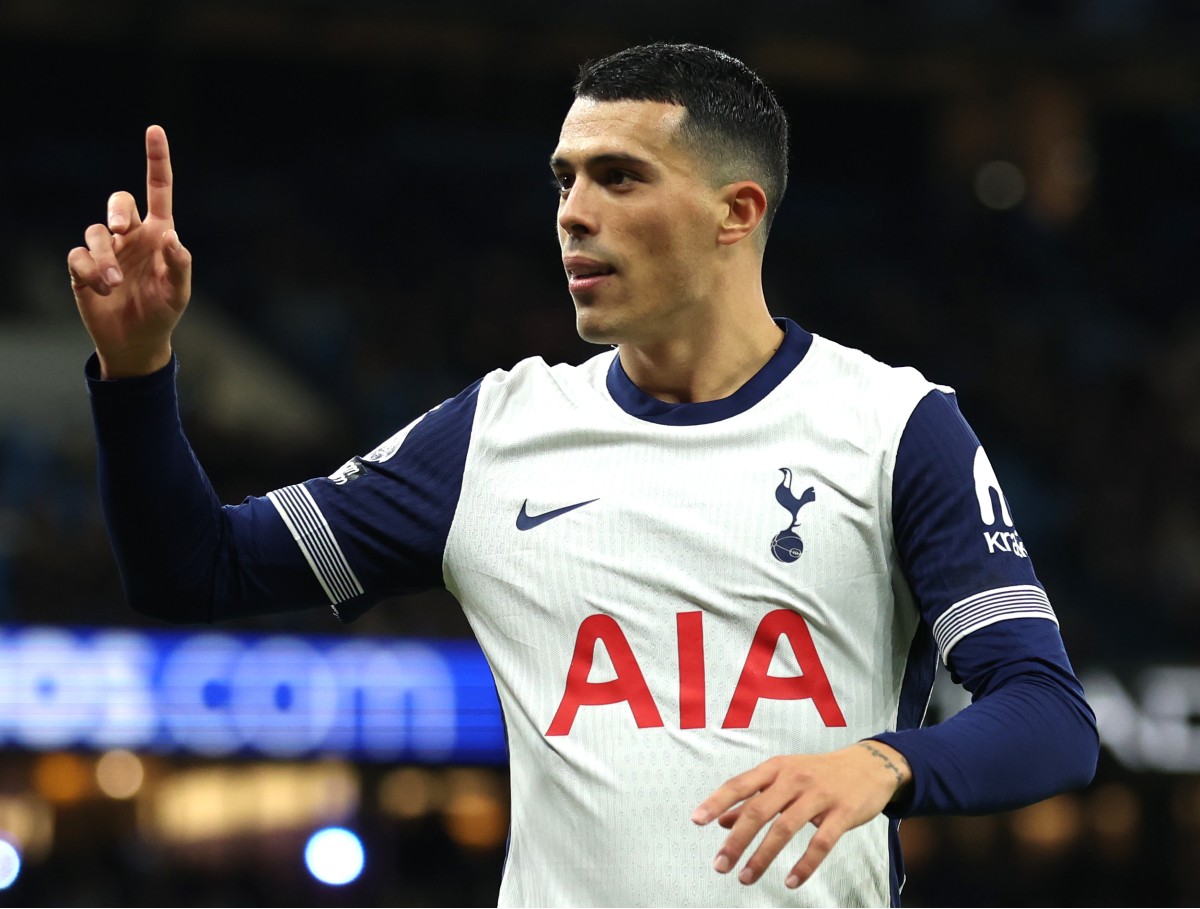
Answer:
1, 0, 1198, 904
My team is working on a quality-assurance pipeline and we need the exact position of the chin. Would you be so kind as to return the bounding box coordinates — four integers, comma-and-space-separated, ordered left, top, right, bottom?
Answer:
573, 304, 625, 346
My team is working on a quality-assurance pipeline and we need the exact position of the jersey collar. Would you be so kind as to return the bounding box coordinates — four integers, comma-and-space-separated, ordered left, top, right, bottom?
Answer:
605, 317, 813, 426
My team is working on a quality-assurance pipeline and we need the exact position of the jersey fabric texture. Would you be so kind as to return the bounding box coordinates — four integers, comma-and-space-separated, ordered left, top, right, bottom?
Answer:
86, 318, 1098, 908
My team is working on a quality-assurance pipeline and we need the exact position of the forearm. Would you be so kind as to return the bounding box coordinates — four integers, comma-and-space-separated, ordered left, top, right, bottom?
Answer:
88, 354, 324, 622
89, 353, 222, 620
873, 634, 1099, 817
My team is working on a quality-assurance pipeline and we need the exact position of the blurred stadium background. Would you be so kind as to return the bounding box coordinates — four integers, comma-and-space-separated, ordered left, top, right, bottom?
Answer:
2, 0, 1199, 904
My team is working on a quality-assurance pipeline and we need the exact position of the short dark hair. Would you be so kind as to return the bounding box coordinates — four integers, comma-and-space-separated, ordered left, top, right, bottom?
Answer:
574, 42, 789, 241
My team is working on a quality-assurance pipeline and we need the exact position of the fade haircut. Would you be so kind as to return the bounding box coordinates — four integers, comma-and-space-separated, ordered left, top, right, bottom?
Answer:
574, 42, 789, 242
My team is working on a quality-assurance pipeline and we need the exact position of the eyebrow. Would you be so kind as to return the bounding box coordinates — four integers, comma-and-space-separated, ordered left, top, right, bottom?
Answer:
549, 152, 654, 171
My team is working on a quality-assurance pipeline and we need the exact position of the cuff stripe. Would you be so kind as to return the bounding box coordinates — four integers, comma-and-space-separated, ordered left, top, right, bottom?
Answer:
267, 484, 364, 605
932, 584, 1057, 662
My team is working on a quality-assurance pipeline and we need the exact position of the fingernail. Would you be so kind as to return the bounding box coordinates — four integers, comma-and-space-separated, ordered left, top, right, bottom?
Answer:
738, 868, 755, 885
786, 874, 801, 889
104, 267, 121, 286
713, 855, 730, 874
691, 808, 710, 825
109, 212, 127, 230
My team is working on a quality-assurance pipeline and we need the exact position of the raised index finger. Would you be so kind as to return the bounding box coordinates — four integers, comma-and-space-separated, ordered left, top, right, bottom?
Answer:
145, 125, 173, 222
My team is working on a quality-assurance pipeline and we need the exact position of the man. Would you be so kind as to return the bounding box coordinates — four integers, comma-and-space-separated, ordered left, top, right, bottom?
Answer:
69, 44, 1097, 907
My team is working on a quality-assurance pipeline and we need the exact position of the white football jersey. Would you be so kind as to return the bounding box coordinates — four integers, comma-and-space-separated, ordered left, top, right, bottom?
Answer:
265, 320, 1056, 907
449, 337, 929, 907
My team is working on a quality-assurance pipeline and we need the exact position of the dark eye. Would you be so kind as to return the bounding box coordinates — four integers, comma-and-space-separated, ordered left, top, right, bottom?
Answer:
606, 170, 633, 186
550, 173, 573, 194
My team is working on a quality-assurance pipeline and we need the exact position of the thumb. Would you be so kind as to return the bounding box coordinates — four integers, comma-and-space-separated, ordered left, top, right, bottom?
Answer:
162, 229, 193, 297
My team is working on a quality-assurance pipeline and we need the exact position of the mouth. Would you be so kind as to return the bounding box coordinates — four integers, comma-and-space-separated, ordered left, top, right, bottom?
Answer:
563, 256, 617, 294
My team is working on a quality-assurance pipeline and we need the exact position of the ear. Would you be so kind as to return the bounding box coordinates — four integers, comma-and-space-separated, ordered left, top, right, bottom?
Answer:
716, 181, 768, 246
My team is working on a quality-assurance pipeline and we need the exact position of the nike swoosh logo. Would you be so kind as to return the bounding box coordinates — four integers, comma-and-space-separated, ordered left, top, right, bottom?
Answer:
516, 498, 599, 531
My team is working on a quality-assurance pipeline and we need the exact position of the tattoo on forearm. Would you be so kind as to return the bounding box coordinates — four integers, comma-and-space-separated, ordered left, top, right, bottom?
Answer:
859, 742, 910, 789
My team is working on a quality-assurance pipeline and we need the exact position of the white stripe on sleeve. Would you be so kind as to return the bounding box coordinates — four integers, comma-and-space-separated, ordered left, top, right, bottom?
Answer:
267, 484, 365, 605
932, 584, 1057, 663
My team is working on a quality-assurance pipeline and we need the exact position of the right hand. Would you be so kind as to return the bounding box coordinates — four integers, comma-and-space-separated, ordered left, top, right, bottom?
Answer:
68, 125, 192, 379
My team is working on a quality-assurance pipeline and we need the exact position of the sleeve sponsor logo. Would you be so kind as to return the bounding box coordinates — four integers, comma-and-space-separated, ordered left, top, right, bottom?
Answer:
972, 447, 1028, 558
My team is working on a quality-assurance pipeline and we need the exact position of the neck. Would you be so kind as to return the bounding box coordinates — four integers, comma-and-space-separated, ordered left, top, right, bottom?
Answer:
617, 282, 782, 404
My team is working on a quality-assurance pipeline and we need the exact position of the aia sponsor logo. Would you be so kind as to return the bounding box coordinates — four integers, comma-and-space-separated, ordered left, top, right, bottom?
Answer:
545, 610, 845, 736
973, 447, 1028, 558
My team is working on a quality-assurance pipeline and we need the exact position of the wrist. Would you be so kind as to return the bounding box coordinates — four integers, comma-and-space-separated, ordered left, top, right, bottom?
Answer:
97, 345, 173, 380
858, 739, 913, 802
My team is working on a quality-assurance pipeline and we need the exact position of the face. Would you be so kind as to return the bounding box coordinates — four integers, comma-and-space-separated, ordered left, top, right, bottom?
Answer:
551, 98, 725, 346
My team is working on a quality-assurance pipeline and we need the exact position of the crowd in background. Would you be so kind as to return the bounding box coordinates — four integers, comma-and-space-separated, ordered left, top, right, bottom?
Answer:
3, 20, 1197, 663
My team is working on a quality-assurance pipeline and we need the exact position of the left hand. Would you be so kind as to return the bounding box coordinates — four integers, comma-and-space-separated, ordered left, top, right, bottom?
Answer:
691, 740, 912, 890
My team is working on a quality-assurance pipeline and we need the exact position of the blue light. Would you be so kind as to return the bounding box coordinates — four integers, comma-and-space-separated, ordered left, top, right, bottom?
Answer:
0, 626, 508, 763
304, 827, 364, 886
0, 839, 20, 889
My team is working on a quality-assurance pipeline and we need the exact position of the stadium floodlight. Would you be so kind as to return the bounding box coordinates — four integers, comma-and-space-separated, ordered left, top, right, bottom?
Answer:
304, 827, 365, 886
0, 840, 20, 890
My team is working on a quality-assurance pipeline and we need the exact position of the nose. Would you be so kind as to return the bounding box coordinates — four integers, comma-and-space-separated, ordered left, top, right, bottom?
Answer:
557, 181, 598, 240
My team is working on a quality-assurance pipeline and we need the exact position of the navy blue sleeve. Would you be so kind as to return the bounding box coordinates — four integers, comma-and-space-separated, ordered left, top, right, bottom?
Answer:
88, 354, 476, 624
872, 390, 1098, 815
265, 380, 481, 623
